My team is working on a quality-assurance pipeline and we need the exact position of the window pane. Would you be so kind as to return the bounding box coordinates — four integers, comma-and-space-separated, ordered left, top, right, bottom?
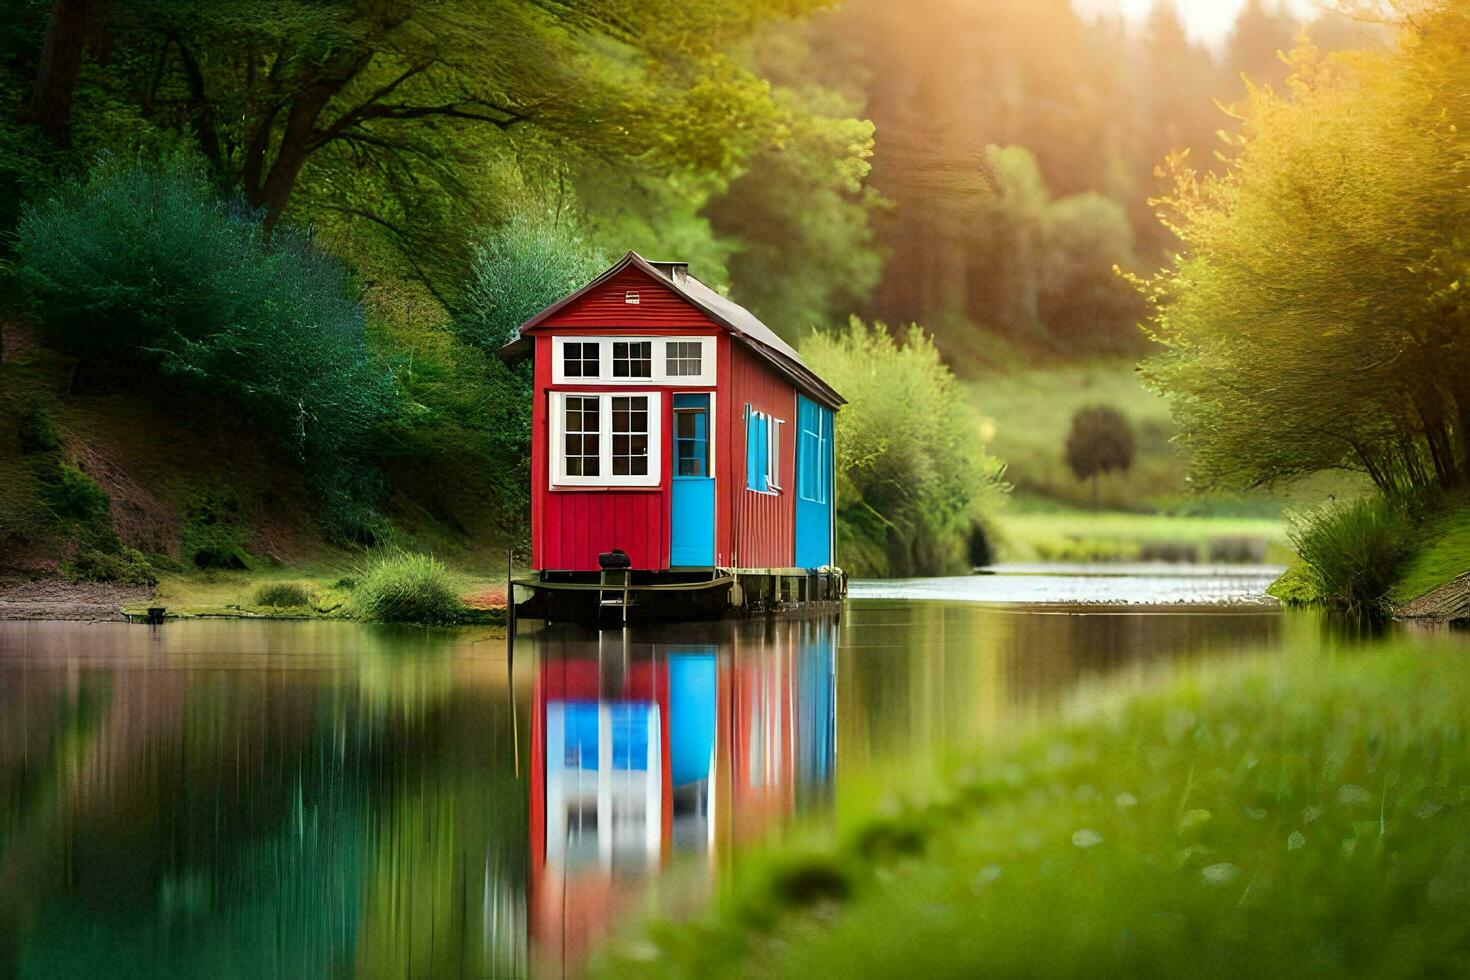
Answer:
666, 341, 703, 378
612, 341, 652, 379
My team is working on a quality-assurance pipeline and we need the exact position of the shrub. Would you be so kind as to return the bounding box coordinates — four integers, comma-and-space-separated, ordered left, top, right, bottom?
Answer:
800, 319, 1007, 577
1288, 495, 1412, 615
41, 461, 111, 528
16, 156, 395, 522
18, 403, 60, 454
61, 546, 157, 586
454, 213, 606, 351
254, 581, 311, 608
181, 488, 252, 569
348, 551, 462, 625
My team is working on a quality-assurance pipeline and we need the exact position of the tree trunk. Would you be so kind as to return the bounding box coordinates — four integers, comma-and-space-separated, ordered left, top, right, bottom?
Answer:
250, 49, 372, 232
22, 0, 91, 145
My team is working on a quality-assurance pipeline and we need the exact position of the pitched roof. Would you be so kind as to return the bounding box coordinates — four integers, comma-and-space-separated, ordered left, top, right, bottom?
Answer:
499, 251, 844, 408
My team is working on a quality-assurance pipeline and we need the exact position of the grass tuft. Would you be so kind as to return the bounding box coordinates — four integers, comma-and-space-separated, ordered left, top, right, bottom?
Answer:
1288, 495, 1410, 615
253, 581, 311, 608
348, 551, 463, 625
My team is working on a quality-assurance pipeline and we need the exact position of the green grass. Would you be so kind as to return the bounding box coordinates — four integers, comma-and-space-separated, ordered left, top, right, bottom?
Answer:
1287, 495, 1412, 615
347, 551, 464, 625
600, 633, 1470, 977
971, 360, 1181, 511
1389, 503, 1470, 605
995, 507, 1290, 564
253, 581, 312, 608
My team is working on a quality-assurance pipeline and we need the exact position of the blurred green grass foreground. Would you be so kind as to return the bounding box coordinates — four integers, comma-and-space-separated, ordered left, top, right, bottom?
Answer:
600, 625, 1470, 977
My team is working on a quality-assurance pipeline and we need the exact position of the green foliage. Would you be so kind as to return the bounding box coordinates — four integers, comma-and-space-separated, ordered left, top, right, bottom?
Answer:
348, 551, 463, 625
1142, 6, 1470, 496
1064, 405, 1136, 487
1267, 559, 1320, 605
705, 27, 884, 338
455, 214, 606, 351
1287, 495, 1411, 615
18, 156, 396, 528
41, 461, 110, 528
17, 402, 60, 454
61, 546, 157, 587
180, 488, 252, 570
614, 636, 1470, 978
801, 319, 1006, 576
254, 582, 311, 608
1388, 499, 1470, 605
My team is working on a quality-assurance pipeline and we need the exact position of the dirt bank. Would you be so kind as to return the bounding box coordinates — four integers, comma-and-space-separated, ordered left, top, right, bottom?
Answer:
0, 578, 155, 622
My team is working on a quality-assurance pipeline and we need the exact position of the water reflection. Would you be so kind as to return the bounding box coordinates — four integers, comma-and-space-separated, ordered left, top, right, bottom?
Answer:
528, 618, 837, 971
0, 601, 1287, 977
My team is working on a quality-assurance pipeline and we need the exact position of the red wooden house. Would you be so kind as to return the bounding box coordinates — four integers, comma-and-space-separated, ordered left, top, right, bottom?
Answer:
501, 251, 843, 612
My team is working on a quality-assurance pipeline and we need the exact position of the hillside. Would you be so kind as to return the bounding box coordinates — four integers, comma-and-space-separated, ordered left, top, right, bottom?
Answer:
1, 322, 511, 593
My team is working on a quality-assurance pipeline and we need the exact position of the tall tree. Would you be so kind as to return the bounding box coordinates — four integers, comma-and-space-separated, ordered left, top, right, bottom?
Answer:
1143, 3, 1470, 495
19, 0, 90, 144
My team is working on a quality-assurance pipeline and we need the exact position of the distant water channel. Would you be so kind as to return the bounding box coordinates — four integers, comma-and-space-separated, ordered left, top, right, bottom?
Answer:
0, 566, 1292, 977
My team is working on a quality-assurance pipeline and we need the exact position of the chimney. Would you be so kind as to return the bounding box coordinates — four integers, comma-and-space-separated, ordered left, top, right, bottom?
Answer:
650, 261, 689, 284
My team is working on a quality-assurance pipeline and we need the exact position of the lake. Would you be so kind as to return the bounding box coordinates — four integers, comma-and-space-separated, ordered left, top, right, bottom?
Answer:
0, 568, 1300, 977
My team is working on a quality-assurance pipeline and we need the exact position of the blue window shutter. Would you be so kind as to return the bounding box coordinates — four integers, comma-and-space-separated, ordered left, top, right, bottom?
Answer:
745, 405, 766, 492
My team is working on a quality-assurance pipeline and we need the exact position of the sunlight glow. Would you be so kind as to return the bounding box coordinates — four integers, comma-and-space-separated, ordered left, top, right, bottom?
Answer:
1072, 0, 1328, 46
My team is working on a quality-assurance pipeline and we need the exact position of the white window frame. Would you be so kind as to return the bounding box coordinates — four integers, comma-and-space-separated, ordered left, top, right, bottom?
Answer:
745, 406, 785, 496
766, 417, 784, 492
549, 391, 662, 488
551, 336, 716, 386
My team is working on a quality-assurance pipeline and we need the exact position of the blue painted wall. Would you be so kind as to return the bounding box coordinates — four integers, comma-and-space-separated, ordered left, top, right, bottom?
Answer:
794, 396, 834, 568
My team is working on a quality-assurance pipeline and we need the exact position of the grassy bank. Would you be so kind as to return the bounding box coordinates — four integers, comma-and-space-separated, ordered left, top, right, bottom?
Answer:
995, 506, 1290, 564
116, 563, 509, 624
599, 629, 1470, 977
1269, 495, 1470, 615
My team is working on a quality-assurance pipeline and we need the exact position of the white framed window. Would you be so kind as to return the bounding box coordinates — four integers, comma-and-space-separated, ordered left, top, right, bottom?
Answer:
611, 340, 653, 379
665, 341, 704, 379
562, 341, 600, 380
551, 336, 715, 385
550, 391, 662, 487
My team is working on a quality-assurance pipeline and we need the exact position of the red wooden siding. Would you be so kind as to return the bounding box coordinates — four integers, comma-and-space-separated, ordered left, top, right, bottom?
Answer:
530, 264, 805, 572
728, 342, 797, 569
541, 267, 715, 330
532, 334, 673, 570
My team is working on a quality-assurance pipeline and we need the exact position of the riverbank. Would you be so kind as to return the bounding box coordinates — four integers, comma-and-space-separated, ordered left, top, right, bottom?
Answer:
0, 568, 510, 624
1268, 495, 1470, 622
596, 624, 1470, 977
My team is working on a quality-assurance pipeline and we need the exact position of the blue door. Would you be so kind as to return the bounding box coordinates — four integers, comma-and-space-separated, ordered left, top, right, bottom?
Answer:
670, 394, 715, 566
794, 396, 834, 568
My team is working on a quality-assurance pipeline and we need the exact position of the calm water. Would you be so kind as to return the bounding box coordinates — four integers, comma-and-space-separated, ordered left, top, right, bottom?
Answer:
0, 573, 1293, 978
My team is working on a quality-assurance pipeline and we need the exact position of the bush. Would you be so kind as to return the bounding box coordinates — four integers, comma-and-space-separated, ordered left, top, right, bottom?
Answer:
16, 156, 395, 522
348, 551, 462, 625
1288, 495, 1412, 615
42, 461, 111, 528
455, 213, 606, 351
18, 402, 60, 454
254, 581, 311, 608
61, 546, 156, 586
181, 488, 252, 570
800, 319, 1007, 576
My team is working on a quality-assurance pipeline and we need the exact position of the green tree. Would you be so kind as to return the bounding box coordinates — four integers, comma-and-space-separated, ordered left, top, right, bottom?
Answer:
1040, 193, 1146, 354
454, 214, 607, 351
17, 156, 395, 538
1142, 3, 1470, 497
800, 318, 1006, 575
1065, 405, 1135, 508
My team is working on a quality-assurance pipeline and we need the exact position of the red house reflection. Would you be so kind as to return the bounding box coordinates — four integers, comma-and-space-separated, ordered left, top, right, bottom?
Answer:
528, 618, 837, 968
